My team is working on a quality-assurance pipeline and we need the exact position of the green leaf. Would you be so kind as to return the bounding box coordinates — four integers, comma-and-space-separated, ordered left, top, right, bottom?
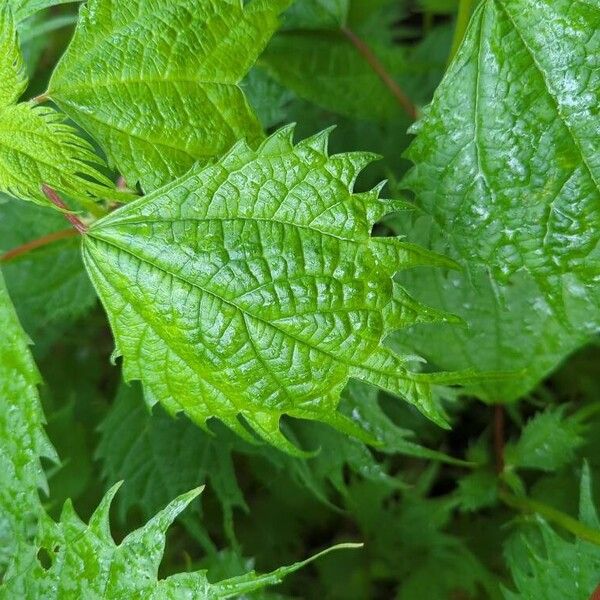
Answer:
0, 198, 96, 336
347, 479, 500, 599
97, 382, 246, 545
0, 2, 27, 108
0, 103, 124, 207
1, 481, 360, 599
505, 405, 586, 472
503, 466, 600, 599
0, 3, 122, 208
455, 469, 498, 512
82, 126, 464, 454
396, 0, 600, 401
0, 270, 56, 574
48, 0, 290, 192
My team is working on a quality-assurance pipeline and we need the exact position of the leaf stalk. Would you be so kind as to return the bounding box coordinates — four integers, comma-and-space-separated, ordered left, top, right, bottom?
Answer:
42, 185, 88, 234
0, 229, 79, 263
341, 26, 418, 121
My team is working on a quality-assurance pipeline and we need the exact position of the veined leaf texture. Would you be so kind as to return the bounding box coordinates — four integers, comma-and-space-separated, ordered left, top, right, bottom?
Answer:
82, 127, 463, 454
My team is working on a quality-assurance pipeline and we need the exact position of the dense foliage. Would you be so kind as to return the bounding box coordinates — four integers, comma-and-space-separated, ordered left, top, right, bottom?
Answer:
1, 0, 599, 598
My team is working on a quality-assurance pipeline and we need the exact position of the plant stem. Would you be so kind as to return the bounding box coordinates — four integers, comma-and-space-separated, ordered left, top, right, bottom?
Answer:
493, 404, 505, 473
0, 229, 79, 263
499, 490, 600, 547
42, 185, 88, 234
340, 26, 418, 120
448, 0, 476, 64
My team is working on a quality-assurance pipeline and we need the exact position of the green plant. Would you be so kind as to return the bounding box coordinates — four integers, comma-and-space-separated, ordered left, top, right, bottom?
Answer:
1, 0, 599, 598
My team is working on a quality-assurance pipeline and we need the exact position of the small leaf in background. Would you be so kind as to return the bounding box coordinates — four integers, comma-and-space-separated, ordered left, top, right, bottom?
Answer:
506, 405, 587, 472
97, 382, 247, 547
503, 466, 600, 600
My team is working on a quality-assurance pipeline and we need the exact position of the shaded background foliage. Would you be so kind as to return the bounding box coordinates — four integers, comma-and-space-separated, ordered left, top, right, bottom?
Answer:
1, 0, 599, 598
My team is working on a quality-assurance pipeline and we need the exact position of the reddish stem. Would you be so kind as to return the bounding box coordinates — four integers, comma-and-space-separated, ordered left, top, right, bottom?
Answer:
1, 229, 79, 263
590, 584, 600, 600
493, 405, 505, 474
42, 185, 88, 234
341, 26, 418, 121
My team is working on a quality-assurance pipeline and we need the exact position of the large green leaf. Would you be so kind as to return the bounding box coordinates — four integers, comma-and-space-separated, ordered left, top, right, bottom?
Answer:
0, 256, 357, 598
48, 0, 290, 192
82, 126, 466, 454
0, 270, 56, 574
396, 0, 600, 401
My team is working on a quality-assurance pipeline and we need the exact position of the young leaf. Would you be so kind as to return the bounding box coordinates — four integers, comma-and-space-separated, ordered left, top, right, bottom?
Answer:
0, 271, 56, 573
505, 405, 586, 472
48, 0, 290, 191
0, 6, 125, 208
82, 126, 463, 454
503, 466, 600, 599
396, 0, 600, 401
0, 103, 121, 207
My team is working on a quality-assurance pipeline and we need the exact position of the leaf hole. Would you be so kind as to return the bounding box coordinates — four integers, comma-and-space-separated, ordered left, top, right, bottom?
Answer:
37, 547, 54, 570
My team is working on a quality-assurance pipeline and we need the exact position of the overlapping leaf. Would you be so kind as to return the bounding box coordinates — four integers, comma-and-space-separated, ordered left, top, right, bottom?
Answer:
82, 126, 467, 454
48, 0, 290, 191
0, 246, 357, 598
98, 382, 246, 546
0, 482, 359, 599
396, 0, 600, 401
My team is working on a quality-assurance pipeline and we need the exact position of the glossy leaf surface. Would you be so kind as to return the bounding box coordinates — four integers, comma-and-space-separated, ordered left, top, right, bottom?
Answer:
83, 127, 463, 454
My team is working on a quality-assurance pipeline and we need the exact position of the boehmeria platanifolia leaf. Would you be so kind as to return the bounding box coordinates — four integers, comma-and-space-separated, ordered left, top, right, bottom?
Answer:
47, 0, 291, 192
0, 482, 361, 598
0, 2, 126, 209
394, 0, 600, 402
81, 126, 476, 455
